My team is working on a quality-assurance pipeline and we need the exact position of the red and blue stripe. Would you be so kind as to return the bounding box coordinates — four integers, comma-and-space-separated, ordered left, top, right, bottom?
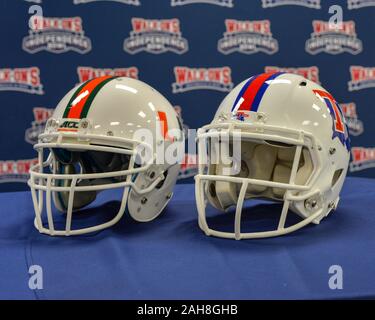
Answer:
232, 72, 285, 113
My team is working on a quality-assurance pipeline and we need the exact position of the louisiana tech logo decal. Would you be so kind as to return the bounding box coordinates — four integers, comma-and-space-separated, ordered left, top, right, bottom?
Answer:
348, 0, 375, 9
340, 102, 364, 136
262, 0, 320, 8
171, 0, 233, 7
305, 20, 362, 55
22, 17, 92, 54
25, 107, 54, 145
265, 66, 320, 83
0, 67, 43, 94
313, 90, 350, 150
77, 66, 139, 83
124, 18, 188, 54
350, 147, 375, 172
218, 20, 278, 55
74, 0, 140, 5
172, 67, 233, 93
0, 159, 38, 183
348, 66, 375, 91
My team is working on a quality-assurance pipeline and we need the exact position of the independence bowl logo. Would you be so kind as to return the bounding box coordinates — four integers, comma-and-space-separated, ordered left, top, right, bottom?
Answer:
218, 19, 278, 55
348, 66, 375, 91
178, 154, 198, 180
124, 18, 188, 54
77, 66, 139, 83
172, 66, 233, 93
348, 0, 375, 9
171, 0, 233, 6
305, 20, 362, 55
262, 0, 320, 8
0, 159, 38, 183
265, 66, 320, 83
22, 16, 92, 54
74, 0, 140, 4
350, 147, 375, 172
25, 107, 54, 145
340, 102, 364, 136
25, 107, 54, 144
0, 67, 43, 94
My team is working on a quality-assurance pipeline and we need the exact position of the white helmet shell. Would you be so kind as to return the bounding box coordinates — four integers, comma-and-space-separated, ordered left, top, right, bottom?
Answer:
29, 76, 184, 236
195, 72, 350, 239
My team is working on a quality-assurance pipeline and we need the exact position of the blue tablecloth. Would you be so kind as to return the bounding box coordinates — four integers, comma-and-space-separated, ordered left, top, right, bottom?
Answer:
0, 177, 374, 300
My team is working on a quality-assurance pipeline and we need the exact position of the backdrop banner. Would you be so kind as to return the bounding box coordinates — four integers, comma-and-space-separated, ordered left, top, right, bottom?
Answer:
1, 0, 375, 192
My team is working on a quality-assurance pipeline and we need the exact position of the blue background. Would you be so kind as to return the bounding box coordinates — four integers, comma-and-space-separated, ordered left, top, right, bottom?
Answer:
1, 0, 375, 192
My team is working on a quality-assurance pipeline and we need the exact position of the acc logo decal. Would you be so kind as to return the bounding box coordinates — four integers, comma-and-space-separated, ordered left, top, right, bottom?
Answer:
171, 0, 233, 7
218, 19, 278, 55
22, 16, 92, 54
77, 66, 139, 83
348, 0, 375, 9
313, 90, 350, 150
350, 147, 375, 172
123, 18, 188, 55
172, 66, 233, 93
262, 0, 320, 8
348, 66, 375, 91
265, 66, 320, 84
74, 0, 140, 5
178, 154, 198, 180
305, 20, 362, 55
0, 159, 38, 183
25, 107, 54, 144
340, 102, 364, 136
0, 67, 43, 94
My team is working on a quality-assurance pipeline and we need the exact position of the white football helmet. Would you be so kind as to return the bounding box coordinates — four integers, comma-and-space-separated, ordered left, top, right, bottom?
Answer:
28, 76, 184, 236
195, 72, 350, 239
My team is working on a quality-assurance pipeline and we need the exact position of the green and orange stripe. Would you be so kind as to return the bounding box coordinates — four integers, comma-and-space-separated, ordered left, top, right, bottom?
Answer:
63, 76, 118, 119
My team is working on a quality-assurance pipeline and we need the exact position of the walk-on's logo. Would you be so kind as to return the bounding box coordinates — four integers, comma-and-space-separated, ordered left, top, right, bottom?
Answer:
305, 20, 362, 55
74, 0, 140, 5
265, 66, 320, 84
340, 102, 364, 136
22, 16, 92, 54
350, 147, 375, 172
348, 0, 375, 9
171, 0, 233, 7
348, 66, 375, 91
123, 18, 188, 54
218, 19, 278, 55
0, 67, 43, 94
262, 0, 320, 8
77, 66, 139, 83
0, 159, 38, 183
25, 107, 54, 145
172, 66, 233, 93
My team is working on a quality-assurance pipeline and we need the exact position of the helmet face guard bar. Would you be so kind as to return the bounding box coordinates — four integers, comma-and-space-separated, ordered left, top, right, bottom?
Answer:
195, 122, 323, 239
28, 137, 160, 236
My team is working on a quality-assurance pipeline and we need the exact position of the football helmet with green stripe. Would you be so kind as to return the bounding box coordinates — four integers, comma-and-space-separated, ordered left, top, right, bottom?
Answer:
28, 76, 184, 236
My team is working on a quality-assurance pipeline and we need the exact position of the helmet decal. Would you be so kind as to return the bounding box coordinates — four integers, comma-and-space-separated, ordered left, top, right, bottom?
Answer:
63, 76, 118, 119
313, 89, 350, 150
231, 72, 284, 113
157, 111, 169, 139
